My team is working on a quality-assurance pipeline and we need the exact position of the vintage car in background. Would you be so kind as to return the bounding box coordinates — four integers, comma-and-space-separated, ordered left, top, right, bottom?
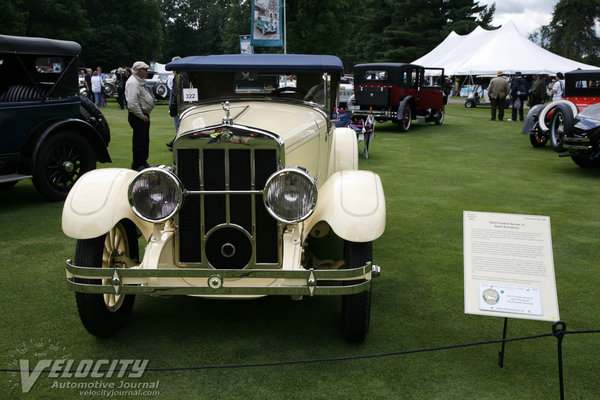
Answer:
145, 71, 170, 100
62, 54, 386, 342
522, 70, 600, 150
0, 34, 111, 200
348, 63, 446, 132
338, 74, 354, 109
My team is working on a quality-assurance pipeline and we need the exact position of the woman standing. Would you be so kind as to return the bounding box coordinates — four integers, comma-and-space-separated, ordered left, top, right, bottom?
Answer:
91, 71, 105, 107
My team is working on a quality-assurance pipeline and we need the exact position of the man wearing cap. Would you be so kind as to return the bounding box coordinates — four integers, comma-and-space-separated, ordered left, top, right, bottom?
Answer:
125, 61, 155, 171
487, 71, 510, 121
509, 72, 528, 121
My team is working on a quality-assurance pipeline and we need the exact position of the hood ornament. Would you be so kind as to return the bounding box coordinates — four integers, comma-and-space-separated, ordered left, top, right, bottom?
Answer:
222, 101, 233, 125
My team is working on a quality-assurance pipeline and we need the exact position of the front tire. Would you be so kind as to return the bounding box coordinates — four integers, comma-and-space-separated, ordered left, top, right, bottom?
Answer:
397, 102, 412, 132
571, 154, 600, 168
32, 130, 96, 201
342, 241, 373, 343
75, 221, 139, 337
434, 107, 445, 125
550, 104, 574, 152
529, 131, 548, 148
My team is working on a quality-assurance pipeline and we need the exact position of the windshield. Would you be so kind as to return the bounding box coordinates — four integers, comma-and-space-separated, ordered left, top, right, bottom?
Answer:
179, 71, 329, 109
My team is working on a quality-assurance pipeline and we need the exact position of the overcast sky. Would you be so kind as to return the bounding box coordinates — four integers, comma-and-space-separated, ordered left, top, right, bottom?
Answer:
477, 0, 560, 36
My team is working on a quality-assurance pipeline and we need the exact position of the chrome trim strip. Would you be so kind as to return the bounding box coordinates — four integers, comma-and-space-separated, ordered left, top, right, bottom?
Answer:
65, 259, 378, 296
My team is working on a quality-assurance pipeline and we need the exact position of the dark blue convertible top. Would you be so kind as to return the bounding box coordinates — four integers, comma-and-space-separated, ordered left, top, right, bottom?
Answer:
166, 54, 343, 74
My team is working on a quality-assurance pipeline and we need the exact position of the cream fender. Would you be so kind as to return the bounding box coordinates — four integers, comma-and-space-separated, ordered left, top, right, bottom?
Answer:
306, 170, 385, 242
328, 127, 358, 175
62, 168, 153, 240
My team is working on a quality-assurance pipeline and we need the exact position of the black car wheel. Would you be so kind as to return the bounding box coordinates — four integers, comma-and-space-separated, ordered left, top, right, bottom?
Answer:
154, 83, 169, 99
33, 130, 96, 201
571, 154, 600, 168
434, 107, 445, 125
529, 131, 548, 148
342, 241, 372, 343
465, 100, 475, 108
550, 104, 574, 152
75, 221, 139, 337
103, 83, 115, 97
397, 102, 412, 132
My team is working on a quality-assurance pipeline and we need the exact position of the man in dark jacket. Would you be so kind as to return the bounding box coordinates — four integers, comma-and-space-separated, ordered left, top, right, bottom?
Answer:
509, 72, 528, 121
530, 75, 547, 106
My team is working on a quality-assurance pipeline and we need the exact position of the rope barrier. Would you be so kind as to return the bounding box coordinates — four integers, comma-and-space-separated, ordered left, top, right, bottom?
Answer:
1, 328, 597, 373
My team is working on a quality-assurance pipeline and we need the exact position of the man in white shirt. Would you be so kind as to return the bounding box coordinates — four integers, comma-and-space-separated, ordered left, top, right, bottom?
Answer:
552, 72, 565, 101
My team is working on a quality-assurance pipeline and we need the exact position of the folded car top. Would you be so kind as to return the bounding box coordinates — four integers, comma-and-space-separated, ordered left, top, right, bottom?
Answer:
166, 54, 344, 74
0, 34, 81, 56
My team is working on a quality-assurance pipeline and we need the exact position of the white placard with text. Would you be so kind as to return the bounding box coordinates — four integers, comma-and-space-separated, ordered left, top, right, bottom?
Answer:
182, 88, 198, 102
464, 211, 559, 321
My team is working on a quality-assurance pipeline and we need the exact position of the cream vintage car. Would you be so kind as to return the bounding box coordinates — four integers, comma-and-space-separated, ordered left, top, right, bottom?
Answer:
62, 54, 386, 342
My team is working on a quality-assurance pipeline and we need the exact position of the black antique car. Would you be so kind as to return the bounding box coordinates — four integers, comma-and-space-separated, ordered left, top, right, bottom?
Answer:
560, 103, 600, 168
348, 63, 446, 132
0, 34, 110, 200
522, 70, 600, 150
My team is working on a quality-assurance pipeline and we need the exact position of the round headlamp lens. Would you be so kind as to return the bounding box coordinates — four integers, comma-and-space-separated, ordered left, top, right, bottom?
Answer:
264, 169, 317, 223
129, 168, 182, 222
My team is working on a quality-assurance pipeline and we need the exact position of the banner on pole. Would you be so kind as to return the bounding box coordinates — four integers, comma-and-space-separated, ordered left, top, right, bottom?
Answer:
251, 0, 283, 47
239, 35, 253, 54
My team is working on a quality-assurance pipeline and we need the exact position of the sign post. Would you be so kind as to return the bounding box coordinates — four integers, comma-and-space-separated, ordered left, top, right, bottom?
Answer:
464, 211, 560, 322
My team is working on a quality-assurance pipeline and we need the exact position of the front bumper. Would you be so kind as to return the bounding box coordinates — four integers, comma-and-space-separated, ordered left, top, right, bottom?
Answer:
65, 260, 380, 297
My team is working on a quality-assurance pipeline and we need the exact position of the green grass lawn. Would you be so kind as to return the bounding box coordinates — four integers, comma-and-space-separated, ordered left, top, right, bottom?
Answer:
1, 100, 599, 399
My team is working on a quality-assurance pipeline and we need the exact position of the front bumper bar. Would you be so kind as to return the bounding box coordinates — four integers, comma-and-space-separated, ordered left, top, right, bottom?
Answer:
65, 260, 380, 297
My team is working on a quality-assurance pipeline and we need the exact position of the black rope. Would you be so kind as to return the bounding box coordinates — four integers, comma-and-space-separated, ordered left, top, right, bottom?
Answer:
2, 329, 597, 374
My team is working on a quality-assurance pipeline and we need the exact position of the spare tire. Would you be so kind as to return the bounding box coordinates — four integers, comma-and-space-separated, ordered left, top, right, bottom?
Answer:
154, 83, 169, 99
79, 96, 110, 144
550, 103, 574, 152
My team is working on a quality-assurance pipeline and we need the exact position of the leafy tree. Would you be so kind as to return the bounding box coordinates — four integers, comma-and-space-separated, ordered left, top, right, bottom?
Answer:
530, 0, 600, 66
358, 0, 496, 63
221, 0, 252, 54
160, 0, 231, 59
0, 0, 28, 35
83, 0, 163, 69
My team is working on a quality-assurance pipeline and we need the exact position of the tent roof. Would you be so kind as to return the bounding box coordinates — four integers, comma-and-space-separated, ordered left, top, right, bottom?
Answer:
413, 21, 599, 76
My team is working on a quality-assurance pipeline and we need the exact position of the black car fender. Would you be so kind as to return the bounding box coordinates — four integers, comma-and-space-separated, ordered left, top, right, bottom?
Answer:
521, 104, 546, 135
397, 96, 413, 115
32, 118, 112, 168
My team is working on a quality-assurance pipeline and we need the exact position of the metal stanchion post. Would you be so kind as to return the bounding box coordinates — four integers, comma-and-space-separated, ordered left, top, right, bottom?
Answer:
552, 321, 566, 400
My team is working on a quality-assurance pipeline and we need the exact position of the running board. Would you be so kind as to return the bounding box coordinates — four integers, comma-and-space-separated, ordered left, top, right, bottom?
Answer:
0, 173, 32, 183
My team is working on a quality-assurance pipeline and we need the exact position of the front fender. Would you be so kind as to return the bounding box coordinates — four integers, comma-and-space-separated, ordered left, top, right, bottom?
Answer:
62, 168, 153, 240
521, 104, 546, 134
328, 127, 358, 175
306, 170, 385, 242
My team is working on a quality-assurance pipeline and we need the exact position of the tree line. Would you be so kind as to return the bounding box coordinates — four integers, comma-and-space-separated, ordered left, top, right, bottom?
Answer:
2, 1, 598, 73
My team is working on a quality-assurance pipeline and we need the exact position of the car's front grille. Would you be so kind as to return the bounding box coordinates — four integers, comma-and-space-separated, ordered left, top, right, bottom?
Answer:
176, 145, 280, 268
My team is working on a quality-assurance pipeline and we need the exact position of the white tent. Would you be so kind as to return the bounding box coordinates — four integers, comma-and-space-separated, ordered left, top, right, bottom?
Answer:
413, 21, 599, 76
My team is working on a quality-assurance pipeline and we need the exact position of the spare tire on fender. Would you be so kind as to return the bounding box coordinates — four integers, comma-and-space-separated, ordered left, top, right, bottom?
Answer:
550, 103, 575, 152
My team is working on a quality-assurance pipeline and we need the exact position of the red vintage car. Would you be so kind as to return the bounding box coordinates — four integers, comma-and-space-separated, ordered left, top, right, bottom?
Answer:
348, 63, 446, 132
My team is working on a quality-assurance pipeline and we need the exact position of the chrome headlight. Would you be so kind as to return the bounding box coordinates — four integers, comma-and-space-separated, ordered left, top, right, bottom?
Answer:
128, 167, 183, 222
263, 168, 318, 223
